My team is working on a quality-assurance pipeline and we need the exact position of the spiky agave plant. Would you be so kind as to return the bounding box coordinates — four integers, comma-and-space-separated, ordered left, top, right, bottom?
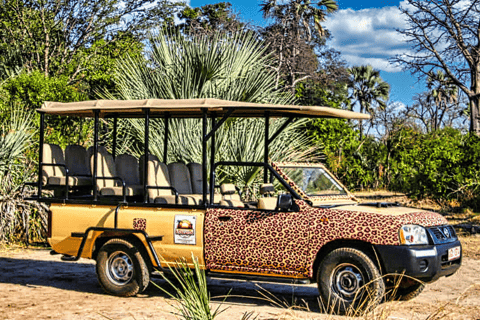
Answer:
104, 28, 322, 187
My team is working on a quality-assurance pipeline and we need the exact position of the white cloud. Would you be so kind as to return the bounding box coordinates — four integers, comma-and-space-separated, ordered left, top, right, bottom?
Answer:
324, 5, 411, 72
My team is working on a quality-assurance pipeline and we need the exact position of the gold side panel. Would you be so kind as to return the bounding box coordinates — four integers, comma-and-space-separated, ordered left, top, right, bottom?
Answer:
48, 204, 205, 268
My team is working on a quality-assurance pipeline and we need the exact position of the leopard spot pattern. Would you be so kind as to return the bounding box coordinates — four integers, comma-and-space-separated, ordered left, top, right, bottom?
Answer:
133, 218, 146, 231
205, 200, 449, 278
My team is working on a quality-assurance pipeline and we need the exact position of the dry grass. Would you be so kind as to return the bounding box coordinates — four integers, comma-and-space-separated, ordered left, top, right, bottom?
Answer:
458, 235, 480, 259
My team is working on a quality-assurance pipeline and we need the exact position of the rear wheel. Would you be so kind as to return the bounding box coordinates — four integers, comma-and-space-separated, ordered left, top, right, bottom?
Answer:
96, 238, 150, 297
317, 248, 385, 315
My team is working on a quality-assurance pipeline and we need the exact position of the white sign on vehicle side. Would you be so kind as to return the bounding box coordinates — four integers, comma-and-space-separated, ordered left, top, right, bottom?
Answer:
174, 215, 196, 245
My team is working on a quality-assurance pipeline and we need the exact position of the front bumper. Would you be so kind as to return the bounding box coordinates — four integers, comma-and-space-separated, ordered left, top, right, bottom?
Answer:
375, 240, 462, 283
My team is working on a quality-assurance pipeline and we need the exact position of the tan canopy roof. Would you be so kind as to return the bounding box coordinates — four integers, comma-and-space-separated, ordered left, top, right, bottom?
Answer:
39, 98, 370, 119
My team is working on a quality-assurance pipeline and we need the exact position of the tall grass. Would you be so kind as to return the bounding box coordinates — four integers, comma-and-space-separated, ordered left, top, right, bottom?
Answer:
154, 255, 227, 320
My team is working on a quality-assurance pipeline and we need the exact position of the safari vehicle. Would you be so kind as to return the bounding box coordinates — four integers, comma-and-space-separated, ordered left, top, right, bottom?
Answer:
27, 99, 461, 314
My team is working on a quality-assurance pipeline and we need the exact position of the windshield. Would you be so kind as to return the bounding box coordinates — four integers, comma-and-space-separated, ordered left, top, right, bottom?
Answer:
281, 167, 347, 196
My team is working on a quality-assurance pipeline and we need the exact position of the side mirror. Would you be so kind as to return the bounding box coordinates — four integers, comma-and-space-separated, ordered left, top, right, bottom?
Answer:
276, 193, 294, 212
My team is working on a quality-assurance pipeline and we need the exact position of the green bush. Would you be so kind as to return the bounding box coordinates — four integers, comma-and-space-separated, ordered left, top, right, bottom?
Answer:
2, 71, 91, 147
389, 128, 480, 207
308, 119, 480, 208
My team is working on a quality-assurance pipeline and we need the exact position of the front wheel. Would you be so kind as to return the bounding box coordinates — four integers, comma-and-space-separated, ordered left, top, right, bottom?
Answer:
385, 276, 425, 301
96, 238, 150, 297
317, 247, 385, 315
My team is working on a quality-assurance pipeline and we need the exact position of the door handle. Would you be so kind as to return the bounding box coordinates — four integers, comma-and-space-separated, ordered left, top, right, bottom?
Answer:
218, 216, 231, 222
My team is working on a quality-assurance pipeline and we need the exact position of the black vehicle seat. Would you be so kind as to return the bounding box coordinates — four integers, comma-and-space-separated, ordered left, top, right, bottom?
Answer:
219, 183, 244, 208
257, 183, 277, 210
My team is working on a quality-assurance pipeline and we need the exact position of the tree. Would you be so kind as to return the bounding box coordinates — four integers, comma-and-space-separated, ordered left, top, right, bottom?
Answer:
0, 0, 162, 82
426, 70, 458, 131
104, 29, 320, 188
260, 0, 338, 40
393, 0, 480, 134
260, 0, 338, 91
405, 92, 466, 133
347, 65, 390, 138
178, 2, 247, 37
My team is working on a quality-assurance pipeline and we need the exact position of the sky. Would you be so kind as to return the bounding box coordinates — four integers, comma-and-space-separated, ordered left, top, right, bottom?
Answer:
188, 0, 425, 107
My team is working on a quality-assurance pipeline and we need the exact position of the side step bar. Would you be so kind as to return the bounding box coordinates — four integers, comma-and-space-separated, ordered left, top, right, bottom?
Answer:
207, 272, 311, 284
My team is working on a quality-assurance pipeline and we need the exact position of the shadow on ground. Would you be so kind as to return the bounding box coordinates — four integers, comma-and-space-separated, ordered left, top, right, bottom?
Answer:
0, 254, 322, 312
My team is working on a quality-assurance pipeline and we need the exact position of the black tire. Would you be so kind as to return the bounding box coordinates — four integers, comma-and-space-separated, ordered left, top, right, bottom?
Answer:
96, 238, 150, 297
317, 248, 385, 315
385, 276, 425, 301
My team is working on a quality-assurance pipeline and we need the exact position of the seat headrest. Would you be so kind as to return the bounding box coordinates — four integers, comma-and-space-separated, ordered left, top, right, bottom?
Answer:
260, 183, 275, 195
220, 183, 236, 195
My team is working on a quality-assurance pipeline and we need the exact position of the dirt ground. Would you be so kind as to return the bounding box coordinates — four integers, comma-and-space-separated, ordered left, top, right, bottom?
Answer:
1, 237, 479, 320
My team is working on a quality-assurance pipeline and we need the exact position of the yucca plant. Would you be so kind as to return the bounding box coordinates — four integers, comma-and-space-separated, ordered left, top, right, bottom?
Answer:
103, 28, 322, 190
0, 105, 46, 243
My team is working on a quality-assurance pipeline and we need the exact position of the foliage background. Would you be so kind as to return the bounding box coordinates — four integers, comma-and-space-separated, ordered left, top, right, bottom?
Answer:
0, 0, 478, 243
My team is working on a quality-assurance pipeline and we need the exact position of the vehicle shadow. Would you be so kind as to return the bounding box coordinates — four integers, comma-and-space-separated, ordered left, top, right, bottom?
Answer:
0, 255, 322, 312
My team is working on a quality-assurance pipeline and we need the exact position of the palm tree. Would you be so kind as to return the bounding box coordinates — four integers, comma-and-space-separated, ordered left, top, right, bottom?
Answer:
260, 0, 338, 40
426, 70, 458, 131
347, 65, 390, 139
260, 0, 338, 91
104, 29, 322, 190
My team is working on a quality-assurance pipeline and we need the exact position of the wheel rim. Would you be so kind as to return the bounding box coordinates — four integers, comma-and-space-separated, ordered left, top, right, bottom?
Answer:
331, 263, 364, 301
106, 251, 134, 286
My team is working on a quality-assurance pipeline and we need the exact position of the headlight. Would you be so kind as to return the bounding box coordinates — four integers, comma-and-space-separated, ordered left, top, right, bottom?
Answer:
399, 225, 429, 245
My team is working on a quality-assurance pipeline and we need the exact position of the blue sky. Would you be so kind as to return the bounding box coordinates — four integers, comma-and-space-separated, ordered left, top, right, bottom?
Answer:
188, 0, 425, 107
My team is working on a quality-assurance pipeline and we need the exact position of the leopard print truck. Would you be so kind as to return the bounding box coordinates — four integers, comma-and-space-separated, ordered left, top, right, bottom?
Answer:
204, 200, 449, 278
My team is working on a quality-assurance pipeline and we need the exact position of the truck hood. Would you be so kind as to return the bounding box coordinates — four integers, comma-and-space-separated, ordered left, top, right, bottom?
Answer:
331, 203, 433, 216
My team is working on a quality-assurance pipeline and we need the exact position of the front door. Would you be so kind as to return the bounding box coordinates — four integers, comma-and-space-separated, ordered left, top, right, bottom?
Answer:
204, 205, 311, 278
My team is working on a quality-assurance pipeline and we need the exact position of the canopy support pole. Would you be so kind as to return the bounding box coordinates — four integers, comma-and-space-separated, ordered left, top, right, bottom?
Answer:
209, 113, 216, 205
205, 108, 234, 141
38, 112, 45, 198
143, 108, 150, 203
202, 109, 208, 207
93, 110, 100, 201
112, 116, 118, 161
163, 113, 170, 163
267, 117, 295, 145
264, 112, 270, 183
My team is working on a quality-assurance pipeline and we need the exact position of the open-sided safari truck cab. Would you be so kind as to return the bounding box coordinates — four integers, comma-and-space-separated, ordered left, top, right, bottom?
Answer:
27, 99, 461, 314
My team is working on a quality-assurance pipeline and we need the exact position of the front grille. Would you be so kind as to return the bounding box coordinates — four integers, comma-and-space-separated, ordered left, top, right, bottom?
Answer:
428, 225, 457, 244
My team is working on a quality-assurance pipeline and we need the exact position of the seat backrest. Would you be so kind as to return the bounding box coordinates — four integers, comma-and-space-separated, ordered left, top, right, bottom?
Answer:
168, 162, 193, 194
220, 183, 241, 202
90, 146, 117, 188
258, 197, 277, 210
260, 183, 275, 196
143, 155, 172, 199
115, 154, 140, 186
188, 162, 203, 194
42, 144, 65, 181
139, 154, 160, 185
65, 145, 90, 176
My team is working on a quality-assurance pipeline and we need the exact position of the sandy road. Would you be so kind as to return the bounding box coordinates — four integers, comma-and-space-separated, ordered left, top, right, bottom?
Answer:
0, 246, 479, 320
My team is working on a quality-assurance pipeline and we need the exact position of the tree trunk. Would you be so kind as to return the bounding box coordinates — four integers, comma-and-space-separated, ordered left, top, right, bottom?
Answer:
470, 64, 480, 135
471, 95, 480, 134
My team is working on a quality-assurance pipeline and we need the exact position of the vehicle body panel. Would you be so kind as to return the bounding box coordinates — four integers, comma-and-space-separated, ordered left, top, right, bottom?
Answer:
204, 199, 450, 279
48, 204, 205, 268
